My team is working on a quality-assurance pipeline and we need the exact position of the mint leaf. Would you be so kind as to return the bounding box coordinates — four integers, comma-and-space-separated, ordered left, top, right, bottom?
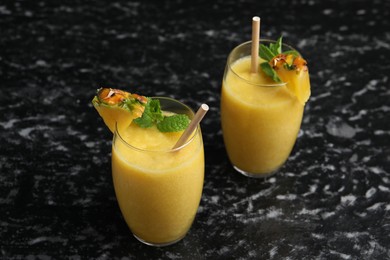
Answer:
259, 44, 275, 61
134, 98, 163, 128
260, 62, 282, 83
134, 98, 190, 132
259, 36, 286, 83
157, 114, 190, 132
269, 36, 283, 55
133, 111, 153, 128
147, 99, 164, 122
259, 36, 283, 61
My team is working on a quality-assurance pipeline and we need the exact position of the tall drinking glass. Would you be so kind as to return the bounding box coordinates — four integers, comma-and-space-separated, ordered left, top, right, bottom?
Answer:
221, 40, 305, 178
112, 97, 204, 246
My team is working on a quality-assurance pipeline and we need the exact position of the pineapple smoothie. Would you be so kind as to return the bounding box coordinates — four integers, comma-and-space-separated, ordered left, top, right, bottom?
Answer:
221, 39, 310, 177
93, 90, 205, 246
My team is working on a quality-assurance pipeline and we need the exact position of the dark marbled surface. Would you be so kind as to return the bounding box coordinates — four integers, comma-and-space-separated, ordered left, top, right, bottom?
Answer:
1, 0, 390, 259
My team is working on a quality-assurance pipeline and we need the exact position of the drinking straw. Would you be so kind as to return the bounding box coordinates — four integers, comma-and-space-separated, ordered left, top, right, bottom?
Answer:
251, 16, 261, 74
173, 103, 209, 149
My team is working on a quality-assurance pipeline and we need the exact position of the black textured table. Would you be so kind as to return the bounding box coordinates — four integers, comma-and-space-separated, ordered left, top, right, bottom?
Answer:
1, 0, 390, 259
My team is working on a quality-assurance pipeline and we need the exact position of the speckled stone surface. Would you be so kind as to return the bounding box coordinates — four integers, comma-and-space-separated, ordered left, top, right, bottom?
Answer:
1, 0, 390, 259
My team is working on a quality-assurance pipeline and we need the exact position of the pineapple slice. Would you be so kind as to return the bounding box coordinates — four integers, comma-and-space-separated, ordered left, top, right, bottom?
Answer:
92, 88, 147, 133
271, 54, 311, 105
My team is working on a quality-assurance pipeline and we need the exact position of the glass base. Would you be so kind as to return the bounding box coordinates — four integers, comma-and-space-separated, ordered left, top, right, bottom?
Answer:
233, 165, 279, 178
133, 233, 185, 247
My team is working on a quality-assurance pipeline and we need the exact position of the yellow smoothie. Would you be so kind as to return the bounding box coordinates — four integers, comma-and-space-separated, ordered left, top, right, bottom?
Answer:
111, 109, 204, 245
221, 55, 305, 176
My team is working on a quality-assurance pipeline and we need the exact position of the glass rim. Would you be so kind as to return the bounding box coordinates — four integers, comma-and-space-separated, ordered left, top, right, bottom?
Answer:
114, 96, 199, 153
227, 39, 299, 88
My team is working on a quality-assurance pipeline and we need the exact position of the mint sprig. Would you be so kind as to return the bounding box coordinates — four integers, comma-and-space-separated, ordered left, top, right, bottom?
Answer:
134, 98, 190, 132
260, 62, 282, 83
259, 44, 277, 62
259, 36, 300, 83
259, 36, 283, 61
133, 98, 163, 128
157, 114, 190, 132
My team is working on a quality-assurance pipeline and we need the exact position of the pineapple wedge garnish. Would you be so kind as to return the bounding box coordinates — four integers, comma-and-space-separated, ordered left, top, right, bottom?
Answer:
270, 54, 311, 105
92, 88, 147, 133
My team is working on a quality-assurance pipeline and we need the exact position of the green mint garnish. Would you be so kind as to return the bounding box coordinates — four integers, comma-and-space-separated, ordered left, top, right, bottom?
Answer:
157, 114, 190, 132
270, 36, 283, 55
259, 36, 300, 82
259, 36, 283, 61
133, 98, 163, 128
134, 98, 190, 132
260, 62, 282, 83
259, 44, 277, 61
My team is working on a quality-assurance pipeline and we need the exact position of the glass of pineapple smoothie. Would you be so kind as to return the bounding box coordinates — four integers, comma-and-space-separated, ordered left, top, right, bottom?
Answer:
111, 97, 204, 246
220, 39, 310, 177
